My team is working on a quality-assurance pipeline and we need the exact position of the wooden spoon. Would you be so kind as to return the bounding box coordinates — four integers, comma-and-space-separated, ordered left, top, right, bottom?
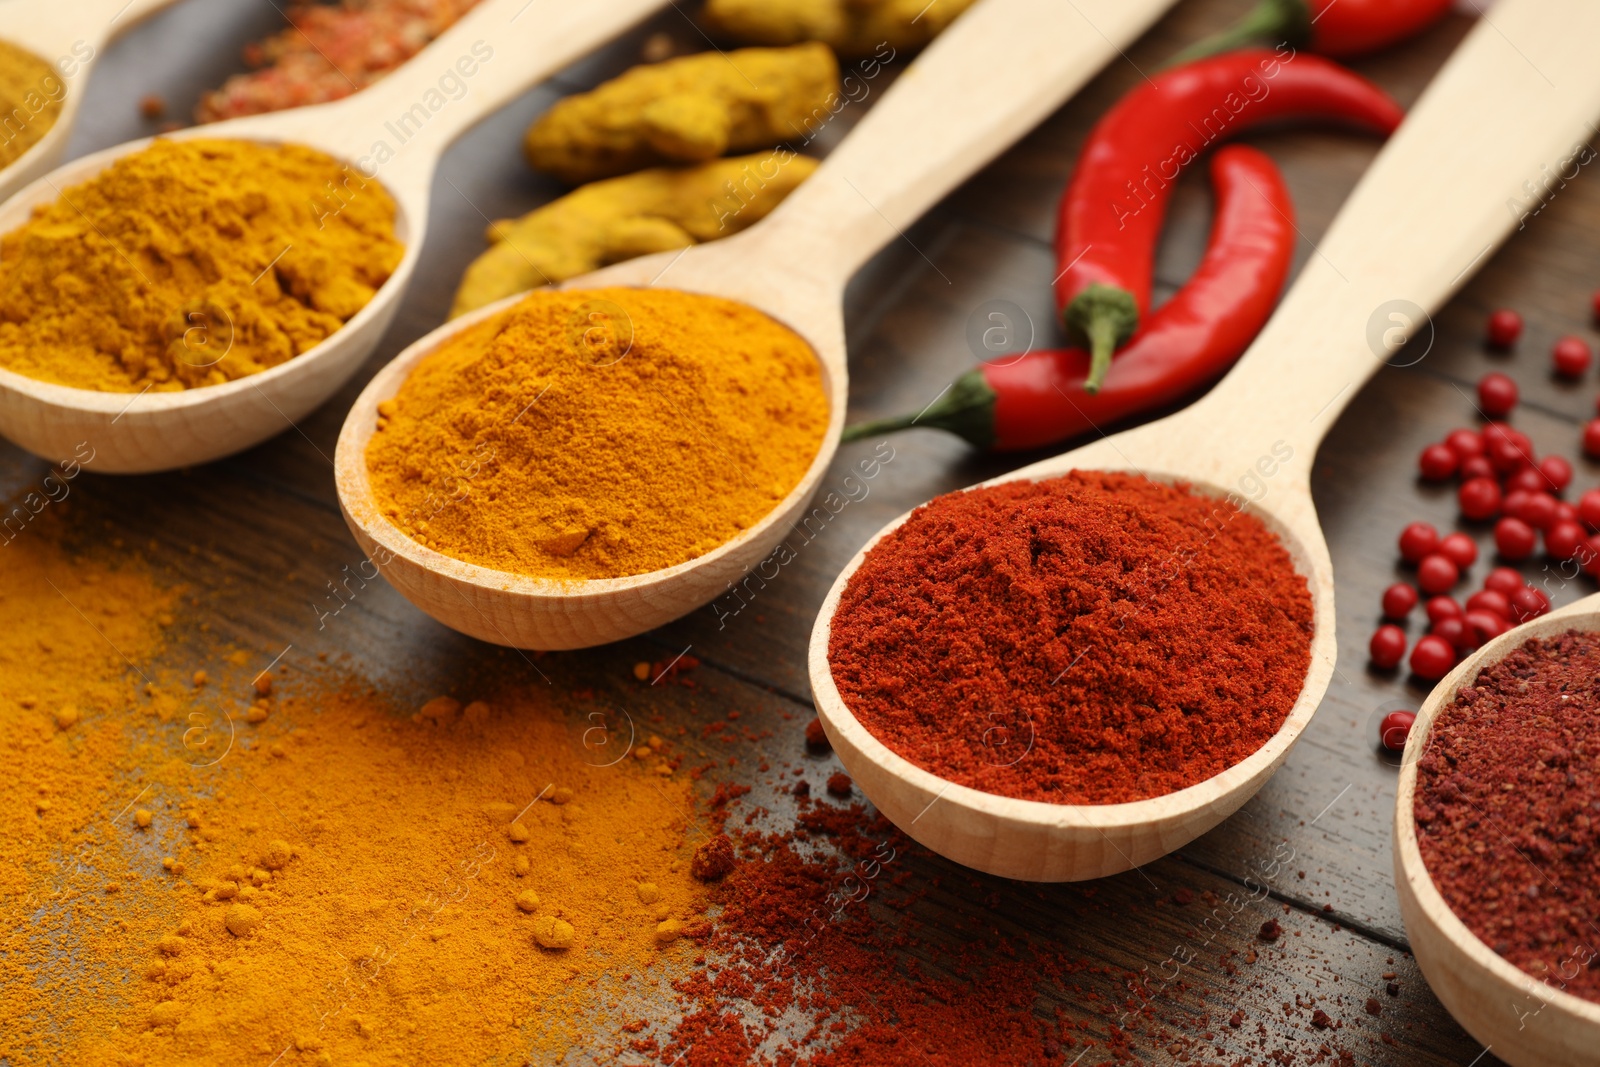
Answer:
0, 0, 181, 205
0, 0, 668, 473
1394, 592, 1600, 1067
333, 0, 1180, 651
808, 0, 1600, 882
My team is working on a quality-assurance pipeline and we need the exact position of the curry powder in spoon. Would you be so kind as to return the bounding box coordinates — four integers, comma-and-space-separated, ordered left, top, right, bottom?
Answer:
0, 38, 63, 169
366, 286, 828, 581
0, 138, 402, 392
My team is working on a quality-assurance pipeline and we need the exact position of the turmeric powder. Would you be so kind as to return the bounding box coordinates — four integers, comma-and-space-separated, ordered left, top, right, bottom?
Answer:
0, 509, 712, 1064
451, 151, 817, 316
367, 287, 828, 580
524, 43, 838, 183
0, 39, 64, 168
0, 138, 402, 392
702, 0, 979, 57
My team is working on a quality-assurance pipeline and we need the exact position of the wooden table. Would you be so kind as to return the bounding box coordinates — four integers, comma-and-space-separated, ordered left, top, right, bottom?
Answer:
18, 0, 1598, 1061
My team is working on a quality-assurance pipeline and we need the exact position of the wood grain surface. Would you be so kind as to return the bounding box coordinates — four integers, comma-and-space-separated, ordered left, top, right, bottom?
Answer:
16, 0, 1600, 1061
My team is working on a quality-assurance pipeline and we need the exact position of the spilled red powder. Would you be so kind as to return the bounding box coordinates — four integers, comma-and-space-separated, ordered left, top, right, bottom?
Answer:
1415, 628, 1600, 1002
656, 801, 1078, 1065
827, 471, 1314, 804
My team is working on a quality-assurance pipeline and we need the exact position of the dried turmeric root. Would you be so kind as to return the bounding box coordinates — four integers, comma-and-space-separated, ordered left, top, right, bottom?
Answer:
701, 0, 978, 57
450, 151, 818, 317
523, 43, 837, 184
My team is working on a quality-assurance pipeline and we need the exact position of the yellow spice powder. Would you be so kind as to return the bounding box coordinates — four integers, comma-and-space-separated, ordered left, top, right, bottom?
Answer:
0, 138, 403, 392
0, 39, 64, 168
0, 510, 711, 1065
366, 286, 829, 580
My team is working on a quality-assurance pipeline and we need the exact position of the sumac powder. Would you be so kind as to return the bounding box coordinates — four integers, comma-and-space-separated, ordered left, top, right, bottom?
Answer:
827, 471, 1313, 804
1415, 628, 1600, 1001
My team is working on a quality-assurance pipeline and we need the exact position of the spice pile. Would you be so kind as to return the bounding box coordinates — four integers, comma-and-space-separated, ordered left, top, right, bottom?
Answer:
652, 799, 1078, 1064
366, 286, 828, 580
196, 0, 485, 122
0, 39, 63, 168
0, 138, 402, 392
0, 511, 715, 1062
828, 471, 1314, 804
1414, 628, 1600, 1001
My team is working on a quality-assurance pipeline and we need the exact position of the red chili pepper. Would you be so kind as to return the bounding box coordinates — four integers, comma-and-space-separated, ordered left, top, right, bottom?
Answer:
1169, 0, 1454, 66
1055, 50, 1402, 392
842, 145, 1293, 451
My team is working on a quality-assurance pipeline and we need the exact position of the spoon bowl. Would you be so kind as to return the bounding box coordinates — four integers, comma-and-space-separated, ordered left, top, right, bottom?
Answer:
814, 459, 1332, 880
1393, 592, 1600, 1067
334, 247, 849, 650
807, 0, 1600, 881
333, 0, 1180, 650
0, 0, 670, 473
0, 135, 422, 471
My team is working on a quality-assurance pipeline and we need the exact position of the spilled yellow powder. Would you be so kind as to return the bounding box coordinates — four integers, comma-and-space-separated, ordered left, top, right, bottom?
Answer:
0, 39, 63, 168
0, 514, 710, 1065
0, 510, 176, 1057
366, 286, 829, 581
95, 687, 706, 1064
0, 138, 402, 392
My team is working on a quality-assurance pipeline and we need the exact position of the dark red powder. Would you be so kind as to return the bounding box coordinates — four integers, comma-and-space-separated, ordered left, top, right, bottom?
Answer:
691, 834, 737, 881
1415, 628, 1600, 1002
805, 717, 831, 752
827, 472, 1313, 804
658, 803, 1080, 1065
639, 781, 1375, 1064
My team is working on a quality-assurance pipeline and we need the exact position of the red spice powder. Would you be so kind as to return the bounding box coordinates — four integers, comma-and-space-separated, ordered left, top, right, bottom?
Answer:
658, 802, 1080, 1065
647, 784, 1374, 1064
827, 471, 1313, 804
1415, 628, 1600, 1002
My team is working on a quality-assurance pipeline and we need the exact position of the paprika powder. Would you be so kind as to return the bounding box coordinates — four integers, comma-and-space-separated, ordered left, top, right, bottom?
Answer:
827, 471, 1314, 805
1415, 629, 1600, 1002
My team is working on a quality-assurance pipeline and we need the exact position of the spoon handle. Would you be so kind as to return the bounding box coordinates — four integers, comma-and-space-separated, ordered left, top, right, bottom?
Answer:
1183, 0, 1600, 474
280, 0, 667, 185
746, 0, 1177, 287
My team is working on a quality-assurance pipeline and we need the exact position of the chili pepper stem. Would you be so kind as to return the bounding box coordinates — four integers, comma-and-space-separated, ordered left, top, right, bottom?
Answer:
1064, 284, 1139, 395
1163, 0, 1312, 69
1082, 315, 1121, 395
840, 369, 997, 448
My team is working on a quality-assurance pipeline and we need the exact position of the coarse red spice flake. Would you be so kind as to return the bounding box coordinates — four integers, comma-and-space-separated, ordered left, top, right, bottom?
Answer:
1416, 628, 1600, 1002
691, 834, 738, 882
657, 800, 1083, 1066
828, 471, 1313, 804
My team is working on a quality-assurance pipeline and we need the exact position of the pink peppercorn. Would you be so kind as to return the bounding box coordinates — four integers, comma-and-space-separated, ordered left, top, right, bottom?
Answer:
1381, 583, 1418, 619
1439, 532, 1479, 568
1485, 309, 1523, 349
1417, 553, 1460, 595
1477, 372, 1519, 417
1379, 710, 1416, 752
1398, 522, 1440, 563
1425, 596, 1462, 624
1369, 625, 1407, 670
